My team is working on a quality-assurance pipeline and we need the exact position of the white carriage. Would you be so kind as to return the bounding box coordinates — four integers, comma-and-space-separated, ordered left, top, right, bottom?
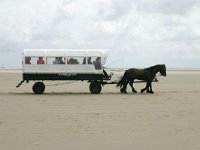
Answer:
17, 49, 113, 94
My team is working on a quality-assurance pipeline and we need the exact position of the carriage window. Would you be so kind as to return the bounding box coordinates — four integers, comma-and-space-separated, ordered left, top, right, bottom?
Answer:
47, 57, 54, 64
66, 57, 83, 64
25, 57, 31, 64
90, 57, 98, 64
47, 57, 65, 64
82, 57, 93, 64
25, 57, 44, 64
80, 56, 102, 69
37, 57, 45, 64
92, 57, 102, 69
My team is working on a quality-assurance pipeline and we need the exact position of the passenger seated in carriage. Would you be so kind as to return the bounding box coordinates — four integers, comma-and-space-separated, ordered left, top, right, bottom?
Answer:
93, 57, 109, 78
53, 57, 60, 64
58, 57, 64, 64
68, 58, 79, 64
82, 57, 92, 64
88, 57, 92, 64
82, 57, 86, 64
93, 57, 102, 69
25, 57, 31, 64
53, 57, 64, 64
37, 57, 44, 64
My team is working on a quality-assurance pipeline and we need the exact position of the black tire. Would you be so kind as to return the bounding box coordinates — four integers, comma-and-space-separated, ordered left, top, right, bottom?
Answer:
32, 82, 45, 94
89, 81, 102, 94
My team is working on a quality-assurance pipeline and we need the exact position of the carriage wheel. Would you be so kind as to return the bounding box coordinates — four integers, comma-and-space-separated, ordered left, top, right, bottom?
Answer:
32, 82, 45, 94
89, 81, 102, 94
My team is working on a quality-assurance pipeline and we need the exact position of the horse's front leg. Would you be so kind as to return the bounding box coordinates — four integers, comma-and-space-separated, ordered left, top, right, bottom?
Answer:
148, 82, 154, 94
141, 82, 149, 93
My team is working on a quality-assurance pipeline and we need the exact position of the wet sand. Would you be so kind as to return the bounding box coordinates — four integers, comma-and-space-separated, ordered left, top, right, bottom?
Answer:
0, 70, 200, 150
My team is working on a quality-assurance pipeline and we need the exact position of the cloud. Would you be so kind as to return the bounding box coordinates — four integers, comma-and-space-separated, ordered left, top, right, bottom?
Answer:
96, 0, 134, 21
135, 0, 200, 15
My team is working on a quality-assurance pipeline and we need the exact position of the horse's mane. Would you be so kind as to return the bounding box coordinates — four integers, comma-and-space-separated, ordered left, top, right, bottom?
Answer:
145, 65, 157, 71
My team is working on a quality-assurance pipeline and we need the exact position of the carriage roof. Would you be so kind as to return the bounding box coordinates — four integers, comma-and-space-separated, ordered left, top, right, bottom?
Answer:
23, 49, 109, 57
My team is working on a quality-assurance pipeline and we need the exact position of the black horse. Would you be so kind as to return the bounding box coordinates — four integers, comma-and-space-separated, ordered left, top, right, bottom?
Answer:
117, 64, 166, 94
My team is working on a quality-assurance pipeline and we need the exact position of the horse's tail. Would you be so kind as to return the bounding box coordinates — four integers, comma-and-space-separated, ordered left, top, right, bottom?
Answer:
116, 72, 127, 88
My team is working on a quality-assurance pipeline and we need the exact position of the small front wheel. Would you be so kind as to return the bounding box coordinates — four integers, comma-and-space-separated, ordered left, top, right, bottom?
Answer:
32, 82, 45, 94
89, 81, 102, 94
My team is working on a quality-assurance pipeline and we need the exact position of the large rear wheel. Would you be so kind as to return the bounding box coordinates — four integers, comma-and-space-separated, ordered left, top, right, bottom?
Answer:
89, 81, 102, 94
32, 82, 45, 94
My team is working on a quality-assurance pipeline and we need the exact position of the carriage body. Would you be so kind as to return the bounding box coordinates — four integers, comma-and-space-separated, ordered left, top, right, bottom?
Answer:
23, 49, 108, 81
19, 49, 111, 94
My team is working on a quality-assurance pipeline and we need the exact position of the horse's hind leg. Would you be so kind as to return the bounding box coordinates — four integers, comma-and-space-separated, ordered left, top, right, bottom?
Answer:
129, 80, 137, 93
120, 81, 128, 93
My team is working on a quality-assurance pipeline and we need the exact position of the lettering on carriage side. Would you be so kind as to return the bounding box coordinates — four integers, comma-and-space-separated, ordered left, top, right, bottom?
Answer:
59, 73, 77, 77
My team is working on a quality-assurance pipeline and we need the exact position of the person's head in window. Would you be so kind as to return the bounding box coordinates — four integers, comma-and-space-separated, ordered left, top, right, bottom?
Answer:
88, 57, 92, 64
37, 57, 44, 64
82, 57, 86, 64
25, 57, 31, 64
53, 57, 60, 64
96, 57, 101, 63
94, 57, 102, 69
58, 57, 64, 64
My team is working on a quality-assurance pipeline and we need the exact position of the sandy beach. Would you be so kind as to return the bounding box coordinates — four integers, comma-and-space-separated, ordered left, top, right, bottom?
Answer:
0, 70, 200, 150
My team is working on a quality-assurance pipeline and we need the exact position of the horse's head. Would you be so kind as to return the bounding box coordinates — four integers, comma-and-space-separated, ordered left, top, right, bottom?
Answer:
159, 64, 166, 76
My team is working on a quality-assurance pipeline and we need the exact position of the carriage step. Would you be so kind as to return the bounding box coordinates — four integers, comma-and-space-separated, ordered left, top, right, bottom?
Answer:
16, 80, 24, 88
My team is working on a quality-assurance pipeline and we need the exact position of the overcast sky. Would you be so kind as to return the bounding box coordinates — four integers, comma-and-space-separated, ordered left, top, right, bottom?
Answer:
0, 0, 200, 69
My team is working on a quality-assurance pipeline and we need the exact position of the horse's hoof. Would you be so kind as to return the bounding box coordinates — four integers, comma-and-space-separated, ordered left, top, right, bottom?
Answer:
120, 89, 127, 94
147, 90, 154, 94
132, 90, 137, 93
141, 89, 144, 93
